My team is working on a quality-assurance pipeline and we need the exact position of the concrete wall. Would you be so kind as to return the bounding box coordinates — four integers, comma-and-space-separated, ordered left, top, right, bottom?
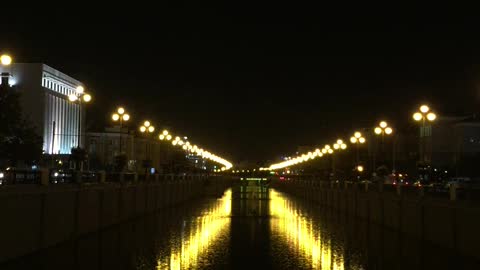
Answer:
0, 176, 232, 263
272, 179, 480, 260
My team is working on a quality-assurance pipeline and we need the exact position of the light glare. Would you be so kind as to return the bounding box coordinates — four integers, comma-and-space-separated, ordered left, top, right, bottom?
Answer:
413, 112, 422, 121
1, 54, 12, 65
68, 94, 77, 102
420, 105, 429, 113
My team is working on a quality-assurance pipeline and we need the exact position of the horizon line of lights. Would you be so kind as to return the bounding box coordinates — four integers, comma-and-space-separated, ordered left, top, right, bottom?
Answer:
267, 139, 347, 171
158, 129, 233, 170
264, 104, 437, 172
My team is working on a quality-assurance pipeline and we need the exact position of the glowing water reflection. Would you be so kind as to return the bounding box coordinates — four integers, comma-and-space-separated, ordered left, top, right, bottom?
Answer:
157, 189, 232, 269
269, 189, 345, 270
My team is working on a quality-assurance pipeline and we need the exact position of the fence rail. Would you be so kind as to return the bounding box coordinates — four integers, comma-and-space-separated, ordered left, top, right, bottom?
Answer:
0, 169, 213, 186
271, 175, 480, 202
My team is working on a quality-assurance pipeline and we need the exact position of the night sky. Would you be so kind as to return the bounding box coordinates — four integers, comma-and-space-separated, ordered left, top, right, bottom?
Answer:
2, 5, 480, 164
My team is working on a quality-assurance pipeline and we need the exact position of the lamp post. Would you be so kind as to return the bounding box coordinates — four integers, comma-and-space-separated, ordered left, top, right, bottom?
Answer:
413, 105, 437, 167
1, 54, 12, 85
111, 107, 130, 154
350, 131, 366, 167
0, 54, 12, 66
1, 54, 12, 86
373, 121, 393, 173
68, 86, 92, 149
332, 139, 347, 180
158, 129, 173, 142
158, 130, 174, 173
139, 121, 155, 174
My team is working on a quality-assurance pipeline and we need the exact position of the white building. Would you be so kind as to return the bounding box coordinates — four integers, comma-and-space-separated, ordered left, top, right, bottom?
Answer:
0, 63, 85, 155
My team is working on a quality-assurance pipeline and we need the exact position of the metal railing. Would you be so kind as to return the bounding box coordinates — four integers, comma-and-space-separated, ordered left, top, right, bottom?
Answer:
0, 170, 41, 185
272, 175, 480, 202
0, 170, 213, 186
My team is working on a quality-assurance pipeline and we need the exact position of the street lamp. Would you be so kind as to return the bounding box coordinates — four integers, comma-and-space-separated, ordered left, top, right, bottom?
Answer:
1, 54, 12, 66
373, 121, 393, 174
1, 54, 13, 86
68, 86, 92, 149
112, 107, 130, 154
139, 120, 155, 175
331, 139, 347, 179
333, 139, 347, 151
350, 131, 366, 167
413, 104, 437, 164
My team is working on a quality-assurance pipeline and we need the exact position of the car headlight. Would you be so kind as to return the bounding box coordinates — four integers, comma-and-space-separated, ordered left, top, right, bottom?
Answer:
0, 172, 4, 179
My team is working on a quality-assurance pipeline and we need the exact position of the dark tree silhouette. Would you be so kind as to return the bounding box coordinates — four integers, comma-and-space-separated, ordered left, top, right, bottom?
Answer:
0, 84, 43, 167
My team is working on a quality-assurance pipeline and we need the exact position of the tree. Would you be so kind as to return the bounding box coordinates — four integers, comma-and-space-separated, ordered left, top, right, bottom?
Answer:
0, 84, 43, 167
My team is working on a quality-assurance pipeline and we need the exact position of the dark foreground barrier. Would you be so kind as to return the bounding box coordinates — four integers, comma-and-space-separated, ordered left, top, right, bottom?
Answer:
271, 177, 480, 261
0, 175, 232, 263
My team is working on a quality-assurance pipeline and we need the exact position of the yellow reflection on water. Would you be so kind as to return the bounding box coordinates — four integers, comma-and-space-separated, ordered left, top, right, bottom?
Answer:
157, 189, 232, 270
269, 190, 344, 270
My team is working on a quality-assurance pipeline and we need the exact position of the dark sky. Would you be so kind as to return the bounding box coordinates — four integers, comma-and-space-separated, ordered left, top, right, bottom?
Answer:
2, 5, 480, 164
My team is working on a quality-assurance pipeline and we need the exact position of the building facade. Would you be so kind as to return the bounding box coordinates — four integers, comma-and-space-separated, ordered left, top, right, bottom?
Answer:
86, 128, 194, 173
0, 63, 84, 155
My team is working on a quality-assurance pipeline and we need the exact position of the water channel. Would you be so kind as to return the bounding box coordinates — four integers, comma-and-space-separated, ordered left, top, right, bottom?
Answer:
2, 184, 479, 269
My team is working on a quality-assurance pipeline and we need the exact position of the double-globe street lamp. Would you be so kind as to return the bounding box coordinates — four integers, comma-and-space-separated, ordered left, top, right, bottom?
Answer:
68, 86, 92, 149
413, 105, 436, 166
111, 107, 130, 154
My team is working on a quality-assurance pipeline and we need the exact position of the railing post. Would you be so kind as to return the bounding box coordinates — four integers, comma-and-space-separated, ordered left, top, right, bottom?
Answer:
364, 182, 369, 192
119, 172, 125, 183
378, 181, 384, 193
133, 173, 138, 183
154, 174, 159, 182
418, 185, 424, 197
449, 184, 457, 201
40, 169, 49, 186
396, 184, 402, 196
74, 171, 82, 184
99, 171, 106, 183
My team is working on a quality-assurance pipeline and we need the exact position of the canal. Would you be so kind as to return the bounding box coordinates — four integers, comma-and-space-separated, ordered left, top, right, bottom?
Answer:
2, 184, 479, 269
